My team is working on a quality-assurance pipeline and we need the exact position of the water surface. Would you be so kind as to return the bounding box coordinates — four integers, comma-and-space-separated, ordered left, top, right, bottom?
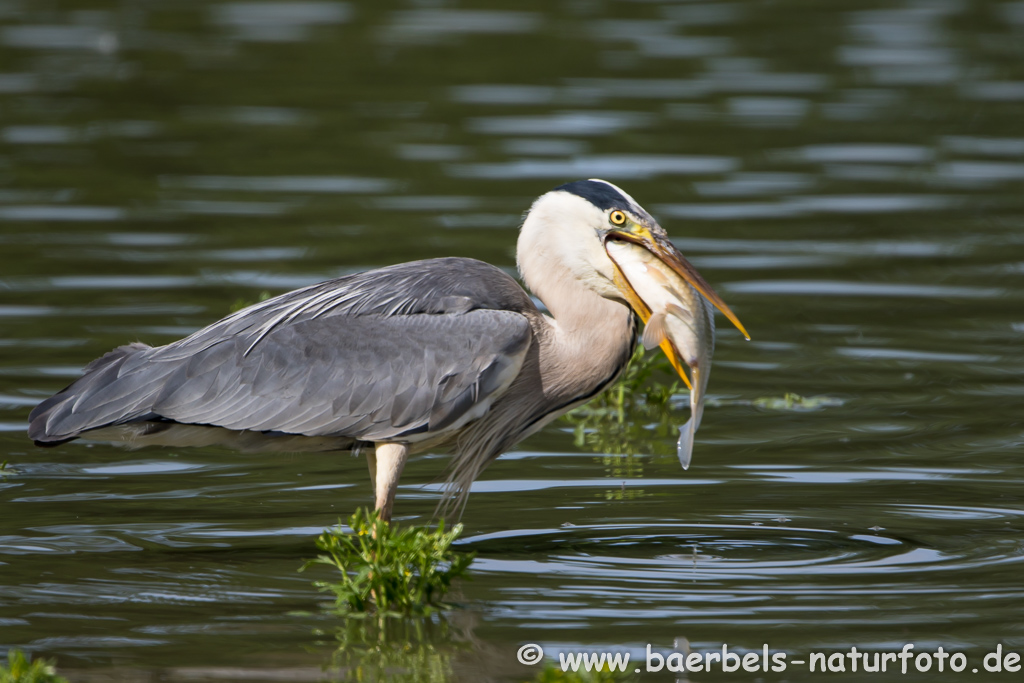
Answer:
1, 0, 1023, 680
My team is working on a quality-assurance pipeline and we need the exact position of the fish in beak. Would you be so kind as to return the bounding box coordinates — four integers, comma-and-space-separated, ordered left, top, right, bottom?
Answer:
604, 224, 749, 469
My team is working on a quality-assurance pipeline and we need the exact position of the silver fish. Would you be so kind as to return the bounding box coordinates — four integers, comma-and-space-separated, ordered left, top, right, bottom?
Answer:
606, 238, 746, 469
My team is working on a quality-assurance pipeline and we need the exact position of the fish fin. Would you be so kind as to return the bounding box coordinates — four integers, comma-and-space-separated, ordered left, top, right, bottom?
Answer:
642, 311, 668, 351
665, 302, 689, 320
678, 372, 704, 469
676, 418, 694, 470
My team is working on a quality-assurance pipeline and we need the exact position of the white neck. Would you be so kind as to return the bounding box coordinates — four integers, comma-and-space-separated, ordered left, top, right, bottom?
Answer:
519, 237, 628, 334
515, 193, 636, 401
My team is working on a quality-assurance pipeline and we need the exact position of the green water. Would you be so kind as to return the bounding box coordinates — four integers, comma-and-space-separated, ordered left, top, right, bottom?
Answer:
1, 0, 1024, 680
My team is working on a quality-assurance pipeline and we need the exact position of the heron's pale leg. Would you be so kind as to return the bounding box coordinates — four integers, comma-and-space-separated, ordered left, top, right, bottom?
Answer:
373, 442, 408, 522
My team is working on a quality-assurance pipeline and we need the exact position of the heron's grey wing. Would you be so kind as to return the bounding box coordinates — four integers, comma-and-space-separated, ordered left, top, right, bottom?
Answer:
31, 309, 532, 443
149, 309, 531, 439
29, 257, 537, 443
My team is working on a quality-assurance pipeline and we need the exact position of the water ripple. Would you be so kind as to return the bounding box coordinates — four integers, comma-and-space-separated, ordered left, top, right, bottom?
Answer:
466, 516, 1024, 588
450, 154, 735, 180
160, 175, 396, 193
724, 280, 1003, 298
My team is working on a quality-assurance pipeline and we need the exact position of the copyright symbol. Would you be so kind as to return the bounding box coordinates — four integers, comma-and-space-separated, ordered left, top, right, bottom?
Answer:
517, 643, 544, 665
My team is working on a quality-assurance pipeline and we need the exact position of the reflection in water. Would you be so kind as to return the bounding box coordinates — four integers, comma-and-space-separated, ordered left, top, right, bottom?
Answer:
319, 617, 469, 683
162, 175, 397, 194
212, 2, 352, 43
453, 153, 736, 180
382, 10, 540, 44
565, 350, 683, 460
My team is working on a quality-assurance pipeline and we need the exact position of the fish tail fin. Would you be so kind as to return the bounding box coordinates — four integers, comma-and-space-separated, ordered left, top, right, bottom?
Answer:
676, 417, 694, 470
677, 369, 704, 469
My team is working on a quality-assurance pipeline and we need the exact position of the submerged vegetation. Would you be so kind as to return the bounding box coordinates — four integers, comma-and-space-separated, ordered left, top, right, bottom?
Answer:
529, 660, 635, 683
302, 508, 474, 617
750, 393, 843, 411
318, 616, 467, 683
0, 650, 68, 683
565, 348, 684, 457
566, 349, 844, 457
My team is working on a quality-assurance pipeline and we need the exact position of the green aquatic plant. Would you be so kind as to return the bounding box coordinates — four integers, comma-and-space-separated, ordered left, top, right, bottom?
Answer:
566, 349, 845, 458
302, 508, 474, 616
752, 392, 844, 411
0, 650, 69, 683
0, 461, 12, 477
708, 392, 845, 411
228, 290, 272, 313
529, 659, 635, 683
564, 348, 683, 457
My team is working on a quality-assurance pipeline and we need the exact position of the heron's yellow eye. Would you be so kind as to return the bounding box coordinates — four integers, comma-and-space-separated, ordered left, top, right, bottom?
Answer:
609, 210, 626, 226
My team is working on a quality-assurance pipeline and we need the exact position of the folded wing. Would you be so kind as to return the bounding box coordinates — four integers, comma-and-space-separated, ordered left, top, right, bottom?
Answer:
29, 258, 534, 444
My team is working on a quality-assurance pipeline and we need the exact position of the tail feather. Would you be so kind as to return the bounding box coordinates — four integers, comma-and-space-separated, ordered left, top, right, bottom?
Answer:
28, 342, 159, 444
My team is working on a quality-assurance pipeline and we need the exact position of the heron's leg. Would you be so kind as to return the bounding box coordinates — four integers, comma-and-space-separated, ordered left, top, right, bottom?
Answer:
373, 442, 408, 522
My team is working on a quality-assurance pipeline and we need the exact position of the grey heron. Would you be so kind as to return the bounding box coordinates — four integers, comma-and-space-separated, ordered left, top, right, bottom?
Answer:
28, 179, 748, 520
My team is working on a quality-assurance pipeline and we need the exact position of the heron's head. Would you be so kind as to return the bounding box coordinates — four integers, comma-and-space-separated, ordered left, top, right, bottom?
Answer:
517, 178, 747, 337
